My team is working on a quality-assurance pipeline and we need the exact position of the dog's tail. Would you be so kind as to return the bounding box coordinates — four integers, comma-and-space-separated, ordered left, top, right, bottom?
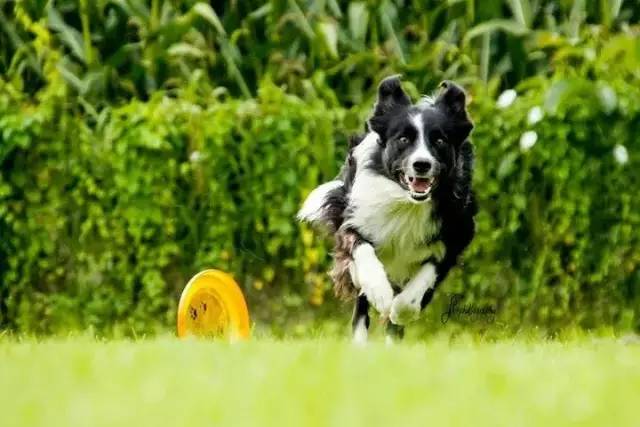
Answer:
297, 180, 346, 233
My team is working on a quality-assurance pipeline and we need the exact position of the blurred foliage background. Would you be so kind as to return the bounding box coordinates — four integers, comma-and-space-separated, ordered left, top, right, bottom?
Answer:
0, 0, 639, 336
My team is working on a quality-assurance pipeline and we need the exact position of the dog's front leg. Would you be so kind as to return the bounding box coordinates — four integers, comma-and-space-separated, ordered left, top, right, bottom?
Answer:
390, 263, 437, 325
350, 243, 394, 317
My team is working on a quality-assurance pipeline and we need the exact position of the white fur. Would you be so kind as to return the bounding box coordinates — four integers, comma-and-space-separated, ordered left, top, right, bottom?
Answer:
351, 131, 382, 165
379, 240, 444, 285
297, 180, 343, 223
344, 169, 415, 243
351, 243, 394, 315
343, 131, 442, 285
353, 317, 368, 345
408, 113, 436, 170
390, 263, 437, 325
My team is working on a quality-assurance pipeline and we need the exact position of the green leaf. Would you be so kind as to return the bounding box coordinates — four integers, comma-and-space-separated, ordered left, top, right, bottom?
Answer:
192, 2, 226, 36
248, 4, 272, 21
464, 19, 529, 43
56, 63, 86, 93
168, 43, 205, 59
47, 5, 86, 63
506, 0, 532, 28
318, 20, 338, 58
287, 0, 315, 40
348, 2, 369, 43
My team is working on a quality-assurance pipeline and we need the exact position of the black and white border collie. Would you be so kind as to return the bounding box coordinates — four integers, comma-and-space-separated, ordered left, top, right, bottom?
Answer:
298, 76, 477, 343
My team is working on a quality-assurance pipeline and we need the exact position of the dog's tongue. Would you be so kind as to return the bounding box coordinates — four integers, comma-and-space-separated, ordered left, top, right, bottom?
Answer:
410, 177, 431, 193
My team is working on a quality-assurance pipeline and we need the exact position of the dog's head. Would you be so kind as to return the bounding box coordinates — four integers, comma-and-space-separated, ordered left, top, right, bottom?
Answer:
367, 76, 473, 202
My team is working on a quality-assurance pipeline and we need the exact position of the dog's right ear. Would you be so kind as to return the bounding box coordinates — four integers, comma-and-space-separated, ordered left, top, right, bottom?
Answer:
368, 75, 411, 136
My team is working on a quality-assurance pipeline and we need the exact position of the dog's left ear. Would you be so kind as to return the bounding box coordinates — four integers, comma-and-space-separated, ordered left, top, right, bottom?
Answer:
435, 81, 474, 141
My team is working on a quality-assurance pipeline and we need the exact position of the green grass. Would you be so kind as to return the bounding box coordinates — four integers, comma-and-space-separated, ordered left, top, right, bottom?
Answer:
1, 336, 639, 427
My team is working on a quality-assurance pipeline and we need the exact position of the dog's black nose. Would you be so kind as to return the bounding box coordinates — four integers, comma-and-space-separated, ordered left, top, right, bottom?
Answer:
412, 160, 432, 174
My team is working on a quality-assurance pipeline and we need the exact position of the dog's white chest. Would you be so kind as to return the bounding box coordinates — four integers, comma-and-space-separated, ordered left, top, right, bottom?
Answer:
373, 208, 444, 285
345, 170, 443, 285
377, 238, 445, 285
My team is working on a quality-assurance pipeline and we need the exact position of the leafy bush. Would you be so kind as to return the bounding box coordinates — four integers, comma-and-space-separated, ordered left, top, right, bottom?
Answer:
0, 75, 351, 333
449, 31, 640, 332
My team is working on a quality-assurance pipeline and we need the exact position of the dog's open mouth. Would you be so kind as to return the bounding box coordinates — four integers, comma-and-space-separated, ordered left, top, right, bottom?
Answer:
400, 173, 436, 201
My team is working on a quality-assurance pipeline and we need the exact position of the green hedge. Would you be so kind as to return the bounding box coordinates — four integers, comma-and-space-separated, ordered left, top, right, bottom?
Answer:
0, 77, 352, 333
461, 33, 640, 331
1, 34, 640, 335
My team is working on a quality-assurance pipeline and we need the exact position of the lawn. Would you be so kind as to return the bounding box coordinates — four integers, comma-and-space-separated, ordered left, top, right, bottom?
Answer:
1, 336, 639, 427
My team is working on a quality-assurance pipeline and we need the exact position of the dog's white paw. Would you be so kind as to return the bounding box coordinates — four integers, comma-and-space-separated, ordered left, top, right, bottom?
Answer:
351, 244, 394, 316
361, 276, 394, 316
390, 292, 422, 325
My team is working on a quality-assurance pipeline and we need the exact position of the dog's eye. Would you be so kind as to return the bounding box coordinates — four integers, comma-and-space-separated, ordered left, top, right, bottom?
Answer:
399, 137, 409, 145
436, 138, 445, 146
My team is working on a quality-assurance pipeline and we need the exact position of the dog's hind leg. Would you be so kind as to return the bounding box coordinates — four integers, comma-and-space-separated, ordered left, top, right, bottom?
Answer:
352, 295, 370, 345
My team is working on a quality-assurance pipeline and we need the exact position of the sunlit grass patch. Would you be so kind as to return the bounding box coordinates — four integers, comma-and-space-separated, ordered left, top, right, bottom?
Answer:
1, 336, 639, 427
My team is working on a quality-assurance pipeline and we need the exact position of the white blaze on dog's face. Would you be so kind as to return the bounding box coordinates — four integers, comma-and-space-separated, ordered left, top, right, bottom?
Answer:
404, 113, 439, 201
367, 77, 473, 203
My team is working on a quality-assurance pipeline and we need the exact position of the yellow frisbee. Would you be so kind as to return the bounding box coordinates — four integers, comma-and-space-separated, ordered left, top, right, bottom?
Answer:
177, 269, 250, 339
